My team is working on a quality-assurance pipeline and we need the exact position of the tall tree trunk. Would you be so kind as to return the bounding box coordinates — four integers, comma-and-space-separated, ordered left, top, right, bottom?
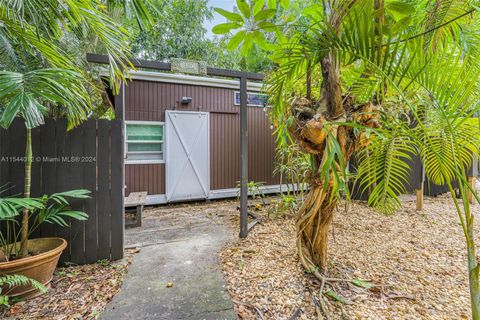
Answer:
19, 127, 32, 258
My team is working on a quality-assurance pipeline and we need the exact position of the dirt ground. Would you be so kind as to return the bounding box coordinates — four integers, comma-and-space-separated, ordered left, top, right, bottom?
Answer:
1, 250, 135, 320
219, 194, 475, 319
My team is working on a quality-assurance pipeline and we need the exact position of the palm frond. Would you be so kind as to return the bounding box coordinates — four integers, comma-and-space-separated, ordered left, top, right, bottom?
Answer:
0, 69, 92, 129
356, 131, 416, 215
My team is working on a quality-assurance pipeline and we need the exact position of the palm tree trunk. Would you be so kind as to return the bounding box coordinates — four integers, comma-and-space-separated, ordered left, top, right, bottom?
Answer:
297, 184, 337, 270
466, 207, 480, 319
19, 127, 32, 258
295, 122, 354, 271
468, 242, 480, 320
294, 3, 345, 271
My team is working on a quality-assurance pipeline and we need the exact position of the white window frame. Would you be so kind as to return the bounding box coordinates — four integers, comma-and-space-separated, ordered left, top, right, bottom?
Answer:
125, 120, 165, 164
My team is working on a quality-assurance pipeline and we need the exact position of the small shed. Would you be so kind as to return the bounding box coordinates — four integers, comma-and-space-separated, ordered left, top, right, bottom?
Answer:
123, 70, 280, 205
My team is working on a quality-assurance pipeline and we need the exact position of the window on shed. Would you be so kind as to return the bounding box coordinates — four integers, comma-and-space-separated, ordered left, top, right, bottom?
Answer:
126, 122, 164, 163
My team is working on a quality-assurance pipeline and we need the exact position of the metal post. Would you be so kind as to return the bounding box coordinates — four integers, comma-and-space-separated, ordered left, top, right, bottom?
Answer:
239, 76, 248, 238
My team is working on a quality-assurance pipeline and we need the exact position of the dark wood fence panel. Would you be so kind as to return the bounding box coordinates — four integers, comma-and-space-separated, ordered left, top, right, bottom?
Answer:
0, 99, 124, 264
350, 152, 477, 199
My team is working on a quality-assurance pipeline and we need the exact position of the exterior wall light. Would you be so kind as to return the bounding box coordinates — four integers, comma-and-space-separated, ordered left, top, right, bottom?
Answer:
181, 97, 192, 105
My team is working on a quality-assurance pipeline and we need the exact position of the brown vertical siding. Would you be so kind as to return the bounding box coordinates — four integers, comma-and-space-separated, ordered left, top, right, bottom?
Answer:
124, 79, 280, 196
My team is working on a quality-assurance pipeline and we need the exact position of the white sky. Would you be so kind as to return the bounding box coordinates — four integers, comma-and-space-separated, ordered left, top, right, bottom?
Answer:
205, 0, 237, 39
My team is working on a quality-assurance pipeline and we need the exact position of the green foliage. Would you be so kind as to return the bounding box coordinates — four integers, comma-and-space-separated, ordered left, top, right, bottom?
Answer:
325, 289, 353, 305
273, 143, 310, 198
356, 132, 416, 214
0, 1, 155, 127
0, 0, 149, 96
355, 46, 480, 215
269, 194, 298, 218
351, 278, 372, 289
123, 0, 274, 72
97, 259, 111, 267
236, 181, 266, 203
212, 0, 310, 59
0, 0, 148, 259
0, 274, 46, 307
0, 69, 92, 130
0, 191, 44, 221
0, 189, 90, 261
273, 143, 309, 218
130, 0, 210, 59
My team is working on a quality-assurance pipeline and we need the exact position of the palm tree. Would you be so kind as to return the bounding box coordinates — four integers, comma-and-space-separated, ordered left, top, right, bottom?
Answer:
0, 0, 152, 258
214, 0, 480, 317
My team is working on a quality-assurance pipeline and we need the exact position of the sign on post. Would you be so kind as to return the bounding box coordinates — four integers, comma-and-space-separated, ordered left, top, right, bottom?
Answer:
171, 58, 207, 75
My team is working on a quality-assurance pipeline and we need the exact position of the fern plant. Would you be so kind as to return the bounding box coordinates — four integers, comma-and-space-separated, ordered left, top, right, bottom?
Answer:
0, 274, 46, 307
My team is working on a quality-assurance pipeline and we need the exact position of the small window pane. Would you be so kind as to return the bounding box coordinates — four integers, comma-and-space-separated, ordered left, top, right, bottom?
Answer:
128, 152, 163, 161
127, 124, 163, 141
128, 142, 162, 152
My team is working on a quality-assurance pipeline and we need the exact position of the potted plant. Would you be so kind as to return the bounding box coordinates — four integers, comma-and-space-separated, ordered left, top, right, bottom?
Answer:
0, 189, 89, 298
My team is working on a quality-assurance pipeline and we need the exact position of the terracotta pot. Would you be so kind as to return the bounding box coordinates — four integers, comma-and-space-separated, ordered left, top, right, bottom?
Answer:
0, 238, 67, 299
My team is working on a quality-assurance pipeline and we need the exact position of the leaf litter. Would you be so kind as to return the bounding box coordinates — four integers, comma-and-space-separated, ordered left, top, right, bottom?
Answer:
1, 248, 136, 320
219, 194, 476, 319
1, 193, 474, 319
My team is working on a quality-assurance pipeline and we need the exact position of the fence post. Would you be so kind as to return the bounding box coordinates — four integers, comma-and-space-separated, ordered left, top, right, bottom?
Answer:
416, 186, 424, 211
414, 154, 424, 211
239, 76, 248, 238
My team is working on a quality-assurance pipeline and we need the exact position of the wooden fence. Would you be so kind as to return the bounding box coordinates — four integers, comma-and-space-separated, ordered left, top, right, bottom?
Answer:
0, 87, 125, 265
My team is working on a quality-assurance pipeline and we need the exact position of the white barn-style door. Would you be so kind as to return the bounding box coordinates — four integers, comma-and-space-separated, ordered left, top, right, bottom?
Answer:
165, 110, 210, 202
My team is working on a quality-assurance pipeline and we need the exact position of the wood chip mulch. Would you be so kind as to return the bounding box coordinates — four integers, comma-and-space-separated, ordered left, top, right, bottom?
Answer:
220, 195, 475, 319
1, 249, 136, 320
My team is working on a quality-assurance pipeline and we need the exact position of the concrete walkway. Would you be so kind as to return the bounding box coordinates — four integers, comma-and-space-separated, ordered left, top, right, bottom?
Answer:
101, 205, 237, 320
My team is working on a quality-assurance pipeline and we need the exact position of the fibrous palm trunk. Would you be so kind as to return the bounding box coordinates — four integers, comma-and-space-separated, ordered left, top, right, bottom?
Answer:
296, 178, 337, 271
290, 47, 380, 274
290, 38, 351, 272
293, 121, 358, 272
289, 0, 382, 276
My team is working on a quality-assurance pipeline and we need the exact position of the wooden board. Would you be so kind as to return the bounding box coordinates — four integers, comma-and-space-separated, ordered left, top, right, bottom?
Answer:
125, 192, 147, 207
